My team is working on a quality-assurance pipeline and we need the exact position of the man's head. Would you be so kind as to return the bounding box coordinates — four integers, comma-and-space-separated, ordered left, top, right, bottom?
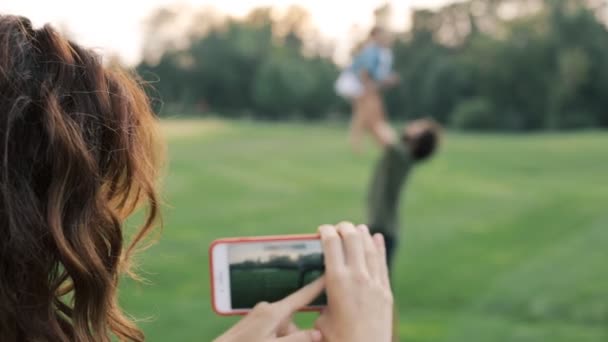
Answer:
402, 119, 442, 162
369, 26, 393, 48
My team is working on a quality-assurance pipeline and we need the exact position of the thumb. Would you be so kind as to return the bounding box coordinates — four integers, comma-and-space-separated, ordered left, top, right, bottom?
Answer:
275, 329, 322, 342
273, 276, 325, 317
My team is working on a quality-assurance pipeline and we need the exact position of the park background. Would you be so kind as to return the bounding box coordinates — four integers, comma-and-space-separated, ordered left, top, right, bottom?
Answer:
2, 0, 608, 341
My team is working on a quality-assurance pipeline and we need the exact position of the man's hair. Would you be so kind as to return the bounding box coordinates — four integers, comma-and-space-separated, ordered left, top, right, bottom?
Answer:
404, 119, 442, 162
0, 15, 162, 342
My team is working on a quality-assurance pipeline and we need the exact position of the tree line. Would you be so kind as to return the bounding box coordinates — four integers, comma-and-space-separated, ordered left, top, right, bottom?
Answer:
231, 253, 323, 270
137, 0, 608, 130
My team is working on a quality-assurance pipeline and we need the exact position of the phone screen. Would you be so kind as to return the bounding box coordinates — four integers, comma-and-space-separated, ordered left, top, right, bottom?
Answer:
228, 239, 326, 309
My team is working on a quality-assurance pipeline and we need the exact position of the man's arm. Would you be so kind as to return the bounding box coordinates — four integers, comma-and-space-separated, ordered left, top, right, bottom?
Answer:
372, 122, 398, 148
359, 69, 399, 91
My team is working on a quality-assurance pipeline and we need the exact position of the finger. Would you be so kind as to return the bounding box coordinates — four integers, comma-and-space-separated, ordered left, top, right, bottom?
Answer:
337, 222, 366, 271
273, 276, 325, 317
250, 301, 272, 318
277, 320, 299, 337
314, 310, 329, 332
357, 225, 379, 279
248, 301, 282, 335
318, 225, 345, 273
373, 233, 391, 288
275, 329, 323, 342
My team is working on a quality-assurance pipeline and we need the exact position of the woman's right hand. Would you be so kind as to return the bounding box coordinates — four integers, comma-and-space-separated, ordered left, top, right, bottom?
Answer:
315, 222, 394, 342
214, 277, 325, 342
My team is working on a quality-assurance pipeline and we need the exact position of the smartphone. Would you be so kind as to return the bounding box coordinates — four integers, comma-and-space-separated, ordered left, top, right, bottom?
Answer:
209, 234, 326, 315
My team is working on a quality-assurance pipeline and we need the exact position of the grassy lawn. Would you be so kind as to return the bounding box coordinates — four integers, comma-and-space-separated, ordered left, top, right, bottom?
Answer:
120, 120, 608, 341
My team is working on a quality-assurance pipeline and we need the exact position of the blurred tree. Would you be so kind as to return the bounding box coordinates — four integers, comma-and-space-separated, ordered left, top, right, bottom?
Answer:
142, 6, 190, 65
450, 97, 496, 130
273, 6, 310, 50
136, 1, 608, 130
138, 5, 338, 118
374, 2, 393, 29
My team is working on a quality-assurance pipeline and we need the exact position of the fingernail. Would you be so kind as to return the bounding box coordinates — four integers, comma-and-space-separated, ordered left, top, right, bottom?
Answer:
311, 330, 322, 342
358, 225, 369, 233
374, 233, 385, 246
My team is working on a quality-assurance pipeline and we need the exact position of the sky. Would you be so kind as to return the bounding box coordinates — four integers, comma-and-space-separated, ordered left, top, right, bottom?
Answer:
0, 0, 456, 65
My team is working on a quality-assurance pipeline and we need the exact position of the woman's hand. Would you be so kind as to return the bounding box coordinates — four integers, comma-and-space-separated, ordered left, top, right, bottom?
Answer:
214, 277, 325, 342
315, 222, 394, 342
215, 222, 394, 342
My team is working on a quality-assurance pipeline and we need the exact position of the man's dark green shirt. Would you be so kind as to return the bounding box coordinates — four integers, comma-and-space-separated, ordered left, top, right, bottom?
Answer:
367, 143, 413, 237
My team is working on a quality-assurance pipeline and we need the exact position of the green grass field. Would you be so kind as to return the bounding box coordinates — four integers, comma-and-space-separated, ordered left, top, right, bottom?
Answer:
120, 120, 608, 341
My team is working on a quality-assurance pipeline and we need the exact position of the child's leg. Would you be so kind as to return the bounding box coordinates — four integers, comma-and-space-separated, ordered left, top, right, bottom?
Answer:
350, 95, 369, 153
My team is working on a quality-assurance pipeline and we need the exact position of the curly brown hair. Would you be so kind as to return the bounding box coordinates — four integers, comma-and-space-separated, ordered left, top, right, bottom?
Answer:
0, 15, 162, 341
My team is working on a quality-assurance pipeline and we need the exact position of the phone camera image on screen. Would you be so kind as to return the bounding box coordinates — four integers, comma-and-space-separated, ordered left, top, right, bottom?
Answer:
228, 240, 326, 309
